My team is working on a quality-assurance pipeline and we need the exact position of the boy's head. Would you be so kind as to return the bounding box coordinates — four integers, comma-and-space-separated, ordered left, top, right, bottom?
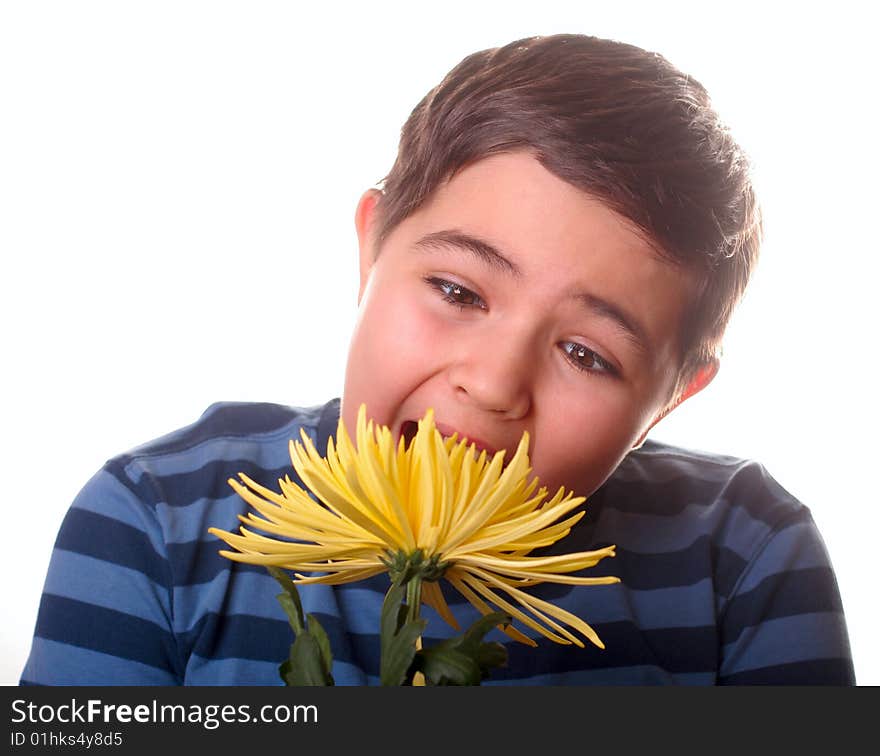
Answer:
340, 33, 761, 497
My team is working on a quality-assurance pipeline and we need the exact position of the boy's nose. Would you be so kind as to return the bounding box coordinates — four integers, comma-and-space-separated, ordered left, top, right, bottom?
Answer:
446, 337, 533, 420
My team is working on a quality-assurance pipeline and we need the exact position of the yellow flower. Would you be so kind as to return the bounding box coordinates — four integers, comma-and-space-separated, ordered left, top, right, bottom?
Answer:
209, 405, 619, 649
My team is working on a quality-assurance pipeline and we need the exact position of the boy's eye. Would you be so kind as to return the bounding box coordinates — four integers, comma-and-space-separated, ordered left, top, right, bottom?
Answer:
561, 341, 618, 377
425, 276, 487, 310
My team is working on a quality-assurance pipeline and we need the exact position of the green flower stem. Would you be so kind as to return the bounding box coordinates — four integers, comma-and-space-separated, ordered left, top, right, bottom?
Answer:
405, 576, 424, 685
405, 575, 422, 624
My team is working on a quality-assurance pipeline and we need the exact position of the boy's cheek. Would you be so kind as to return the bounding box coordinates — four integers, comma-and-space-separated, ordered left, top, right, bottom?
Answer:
344, 293, 447, 421
358, 295, 444, 370
532, 439, 630, 499
528, 395, 649, 496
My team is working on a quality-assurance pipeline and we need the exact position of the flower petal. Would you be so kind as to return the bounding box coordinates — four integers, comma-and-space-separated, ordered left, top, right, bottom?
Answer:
421, 580, 460, 631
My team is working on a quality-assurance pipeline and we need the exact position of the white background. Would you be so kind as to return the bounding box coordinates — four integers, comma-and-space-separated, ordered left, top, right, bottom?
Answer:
2, 1, 877, 686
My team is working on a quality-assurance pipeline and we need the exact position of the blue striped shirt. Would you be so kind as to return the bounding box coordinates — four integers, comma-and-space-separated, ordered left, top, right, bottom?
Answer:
20, 398, 855, 685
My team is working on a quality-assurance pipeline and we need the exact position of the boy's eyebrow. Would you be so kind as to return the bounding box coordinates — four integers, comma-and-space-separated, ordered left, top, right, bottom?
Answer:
574, 292, 651, 356
414, 228, 651, 356
413, 230, 521, 275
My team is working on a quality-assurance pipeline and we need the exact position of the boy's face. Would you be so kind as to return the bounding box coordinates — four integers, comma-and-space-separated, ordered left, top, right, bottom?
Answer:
342, 152, 709, 498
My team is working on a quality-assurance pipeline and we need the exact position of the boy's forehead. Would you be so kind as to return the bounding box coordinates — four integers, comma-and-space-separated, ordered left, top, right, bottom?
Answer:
388, 152, 678, 277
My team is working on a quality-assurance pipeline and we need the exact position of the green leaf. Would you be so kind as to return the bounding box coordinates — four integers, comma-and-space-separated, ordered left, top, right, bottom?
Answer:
306, 613, 335, 682
461, 611, 511, 646
279, 658, 292, 681
381, 580, 406, 640
268, 567, 305, 635
276, 593, 305, 636
474, 641, 508, 672
284, 631, 334, 686
380, 580, 427, 686
417, 646, 483, 686
415, 611, 511, 685
267, 568, 335, 686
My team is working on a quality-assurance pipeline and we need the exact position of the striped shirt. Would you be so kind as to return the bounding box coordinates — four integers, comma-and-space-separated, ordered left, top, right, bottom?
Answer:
20, 398, 855, 685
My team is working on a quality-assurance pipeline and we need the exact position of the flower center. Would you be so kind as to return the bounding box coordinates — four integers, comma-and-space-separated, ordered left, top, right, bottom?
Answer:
383, 548, 450, 584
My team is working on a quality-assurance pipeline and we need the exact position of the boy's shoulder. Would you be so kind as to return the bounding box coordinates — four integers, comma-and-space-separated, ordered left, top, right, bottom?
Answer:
122, 398, 341, 462
90, 399, 342, 514
603, 437, 809, 531
619, 437, 767, 483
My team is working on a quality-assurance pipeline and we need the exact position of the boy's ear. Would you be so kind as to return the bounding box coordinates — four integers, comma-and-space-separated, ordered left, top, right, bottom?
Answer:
354, 188, 383, 302
632, 358, 720, 448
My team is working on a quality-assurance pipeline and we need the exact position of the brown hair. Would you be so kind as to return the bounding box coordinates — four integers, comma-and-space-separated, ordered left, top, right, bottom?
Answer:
374, 33, 762, 396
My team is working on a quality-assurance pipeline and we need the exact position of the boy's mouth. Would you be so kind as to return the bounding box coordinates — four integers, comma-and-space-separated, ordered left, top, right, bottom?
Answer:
401, 421, 418, 447
399, 419, 498, 457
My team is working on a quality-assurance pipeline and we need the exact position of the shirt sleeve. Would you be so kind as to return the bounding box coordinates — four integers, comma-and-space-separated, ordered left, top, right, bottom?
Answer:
717, 508, 855, 684
19, 462, 183, 685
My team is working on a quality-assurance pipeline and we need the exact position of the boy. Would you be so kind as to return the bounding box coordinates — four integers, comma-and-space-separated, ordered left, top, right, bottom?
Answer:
21, 33, 854, 685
